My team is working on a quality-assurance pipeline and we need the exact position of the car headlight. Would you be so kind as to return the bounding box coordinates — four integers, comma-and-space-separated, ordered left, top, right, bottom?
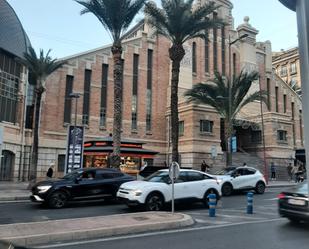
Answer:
37, 185, 52, 193
132, 190, 143, 196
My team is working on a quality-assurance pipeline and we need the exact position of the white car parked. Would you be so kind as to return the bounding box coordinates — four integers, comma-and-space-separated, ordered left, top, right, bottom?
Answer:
117, 169, 221, 211
211, 166, 266, 196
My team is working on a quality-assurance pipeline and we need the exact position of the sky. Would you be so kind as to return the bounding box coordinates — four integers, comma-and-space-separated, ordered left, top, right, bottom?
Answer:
6, 0, 298, 59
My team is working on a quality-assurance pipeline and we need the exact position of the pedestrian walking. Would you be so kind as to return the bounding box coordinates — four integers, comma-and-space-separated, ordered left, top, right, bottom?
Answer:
46, 162, 54, 179
270, 162, 276, 181
291, 164, 298, 182
287, 163, 293, 181
201, 160, 210, 172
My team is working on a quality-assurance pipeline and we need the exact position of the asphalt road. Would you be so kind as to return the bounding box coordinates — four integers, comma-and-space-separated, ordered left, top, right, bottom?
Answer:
39, 219, 309, 249
28, 187, 309, 249
0, 187, 281, 224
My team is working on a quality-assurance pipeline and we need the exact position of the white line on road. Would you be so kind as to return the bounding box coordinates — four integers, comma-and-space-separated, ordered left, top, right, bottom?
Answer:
34, 218, 284, 249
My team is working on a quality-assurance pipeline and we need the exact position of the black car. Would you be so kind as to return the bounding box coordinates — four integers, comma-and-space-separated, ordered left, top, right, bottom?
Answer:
278, 182, 309, 223
30, 168, 135, 208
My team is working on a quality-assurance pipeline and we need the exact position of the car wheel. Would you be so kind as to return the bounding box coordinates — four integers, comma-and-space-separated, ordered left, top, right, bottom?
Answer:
48, 191, 68, 209
145, 193, 164, 211
255, 182, 266, 194
222, 183, 233, 196
203, 190, 218, 208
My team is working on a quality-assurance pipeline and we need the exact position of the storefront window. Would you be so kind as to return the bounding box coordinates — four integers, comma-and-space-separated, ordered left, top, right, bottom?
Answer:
120, 156, 141, 174
84, 155, 108, 168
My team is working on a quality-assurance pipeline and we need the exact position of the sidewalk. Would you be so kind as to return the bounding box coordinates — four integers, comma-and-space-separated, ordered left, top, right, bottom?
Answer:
266, 180, 298, 188
0, 212, 194, 247
0, 182, 30, 201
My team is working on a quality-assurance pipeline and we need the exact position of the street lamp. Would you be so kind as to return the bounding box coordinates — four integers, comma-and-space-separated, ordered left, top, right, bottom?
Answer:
279, 0, 309, 198
69, 92, 81, 171
226, 33, 249, 167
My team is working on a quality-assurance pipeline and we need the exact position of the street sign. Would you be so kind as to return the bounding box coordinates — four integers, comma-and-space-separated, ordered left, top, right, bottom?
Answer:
65, 125, 85, 174
231, 136, 237, 153
169, 161, 180, 214
169, 161, 180, 180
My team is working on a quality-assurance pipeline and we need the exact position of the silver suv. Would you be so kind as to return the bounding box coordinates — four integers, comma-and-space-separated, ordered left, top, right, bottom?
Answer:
211, 166, 266, 196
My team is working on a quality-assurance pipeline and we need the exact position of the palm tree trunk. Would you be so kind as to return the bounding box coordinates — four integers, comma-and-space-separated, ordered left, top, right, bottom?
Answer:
111, 44, 123, 168
29, 88, 42, 181
170, 60, 180, 163
169, 45, 185, 163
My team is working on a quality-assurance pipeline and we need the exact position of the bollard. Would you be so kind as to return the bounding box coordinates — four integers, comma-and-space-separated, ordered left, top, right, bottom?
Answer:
208, 193, 217, 217
247, 192, 254, 214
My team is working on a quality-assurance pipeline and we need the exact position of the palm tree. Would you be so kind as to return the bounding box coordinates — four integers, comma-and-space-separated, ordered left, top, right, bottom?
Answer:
185, 71, 268, 167
75, 0, 145, 167
145, 0, 223, 163
290, 81, 302, 96
23, 47, 66, 181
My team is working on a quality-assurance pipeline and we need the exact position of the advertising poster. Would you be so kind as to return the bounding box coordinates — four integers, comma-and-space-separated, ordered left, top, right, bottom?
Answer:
65, 125, 84, 174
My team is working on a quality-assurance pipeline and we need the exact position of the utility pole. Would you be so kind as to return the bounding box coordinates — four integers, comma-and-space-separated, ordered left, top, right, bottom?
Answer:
279, 0, 309, 196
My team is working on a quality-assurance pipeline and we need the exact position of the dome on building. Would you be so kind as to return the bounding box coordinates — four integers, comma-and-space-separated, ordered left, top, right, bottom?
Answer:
0, 0, 31, 59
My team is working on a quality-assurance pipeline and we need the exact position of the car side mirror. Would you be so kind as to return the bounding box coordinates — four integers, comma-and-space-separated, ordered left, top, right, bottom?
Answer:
75, 177, 82, 183
231, 173, 237, 178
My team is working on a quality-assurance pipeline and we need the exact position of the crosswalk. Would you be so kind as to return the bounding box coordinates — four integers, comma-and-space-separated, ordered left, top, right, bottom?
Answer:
186, 203, 279, 227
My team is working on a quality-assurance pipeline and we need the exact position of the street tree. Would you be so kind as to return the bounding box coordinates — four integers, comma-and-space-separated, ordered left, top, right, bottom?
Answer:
185, 71, 268, 167
75, 0, 145, 167
23, 47, 66, 181
145, 0, 223, 163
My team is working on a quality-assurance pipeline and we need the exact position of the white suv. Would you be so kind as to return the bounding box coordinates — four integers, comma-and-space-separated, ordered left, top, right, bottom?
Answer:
117, 169, 221, 211
211, 166, 266, 196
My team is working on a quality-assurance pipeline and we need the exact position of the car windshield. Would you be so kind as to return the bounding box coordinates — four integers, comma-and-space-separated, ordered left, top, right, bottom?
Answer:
144, 171, 170, 183
62, 170, 83, 180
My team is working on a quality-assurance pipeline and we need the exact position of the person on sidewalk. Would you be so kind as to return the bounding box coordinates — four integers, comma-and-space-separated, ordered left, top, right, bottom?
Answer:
200, 160, 210, 172
46, 163, 54, 179
291, 164, 299, 183
270, 162, 276, 181
287, 163, 293, 181
243, 162, 248, 167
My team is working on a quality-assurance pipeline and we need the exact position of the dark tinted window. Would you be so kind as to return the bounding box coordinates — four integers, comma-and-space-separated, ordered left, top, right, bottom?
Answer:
81, 170, 95, 179
96, 171, 123, 179
243, 169, 256, 175
176, 172, 187, 183
187, 172, 204, 181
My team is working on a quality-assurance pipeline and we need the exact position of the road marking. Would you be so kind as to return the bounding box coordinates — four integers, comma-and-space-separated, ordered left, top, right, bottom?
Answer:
263, 198, 278, 201
194, 218, 229, 224
34, 218, 284, 248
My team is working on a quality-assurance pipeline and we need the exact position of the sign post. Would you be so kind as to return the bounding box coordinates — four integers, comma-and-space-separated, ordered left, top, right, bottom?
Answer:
65, 125, 84, 174
169, 161, 180, 214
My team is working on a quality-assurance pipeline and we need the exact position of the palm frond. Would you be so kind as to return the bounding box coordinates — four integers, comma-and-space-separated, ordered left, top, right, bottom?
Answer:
145, 0, 223, 44
75, 0, 145, 42
23, 47, 66, 85
185, 71, 268, 120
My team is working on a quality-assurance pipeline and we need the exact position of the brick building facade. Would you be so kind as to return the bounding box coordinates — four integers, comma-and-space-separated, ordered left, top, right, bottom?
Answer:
1, 0, 304, 181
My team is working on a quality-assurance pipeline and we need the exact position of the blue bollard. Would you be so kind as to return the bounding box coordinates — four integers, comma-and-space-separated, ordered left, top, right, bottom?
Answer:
208, 193, 217, 217
247, 192, 254, 214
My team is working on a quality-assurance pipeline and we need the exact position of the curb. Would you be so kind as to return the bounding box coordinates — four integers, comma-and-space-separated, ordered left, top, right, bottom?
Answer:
2, 212, 194, 247
266, 184, 297, 188
0, 196, 29, 202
